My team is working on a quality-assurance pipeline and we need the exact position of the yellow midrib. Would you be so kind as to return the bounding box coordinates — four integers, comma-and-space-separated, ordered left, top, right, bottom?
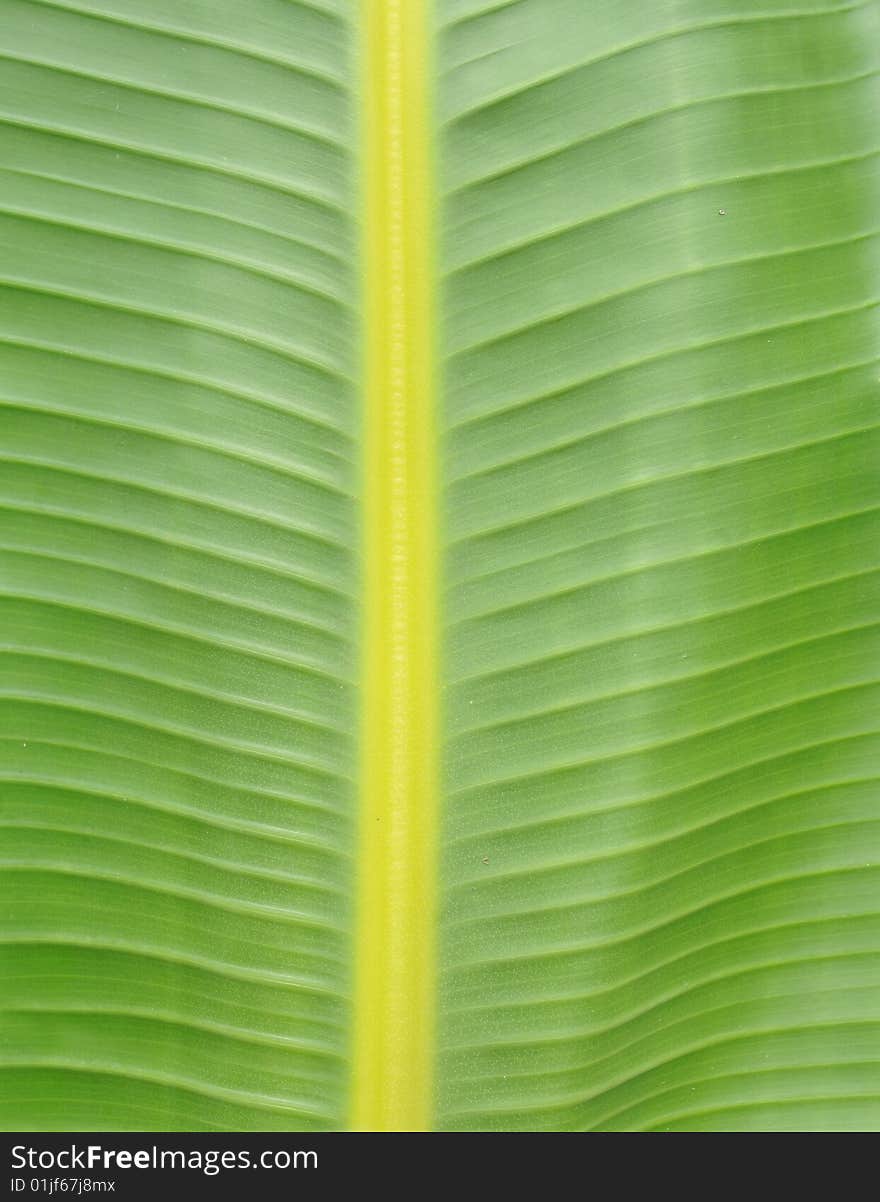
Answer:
351, 0, 437, 1131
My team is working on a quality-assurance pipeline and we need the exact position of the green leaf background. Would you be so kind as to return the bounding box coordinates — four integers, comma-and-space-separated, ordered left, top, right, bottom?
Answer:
1, 0, 879, 1132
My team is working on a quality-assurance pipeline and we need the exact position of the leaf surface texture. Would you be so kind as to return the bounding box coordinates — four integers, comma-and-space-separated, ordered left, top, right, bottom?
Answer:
1, 0, 879, 1132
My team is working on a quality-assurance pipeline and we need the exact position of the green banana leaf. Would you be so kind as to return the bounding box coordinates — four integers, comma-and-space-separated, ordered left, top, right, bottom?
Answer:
1, 0, 879, 1132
